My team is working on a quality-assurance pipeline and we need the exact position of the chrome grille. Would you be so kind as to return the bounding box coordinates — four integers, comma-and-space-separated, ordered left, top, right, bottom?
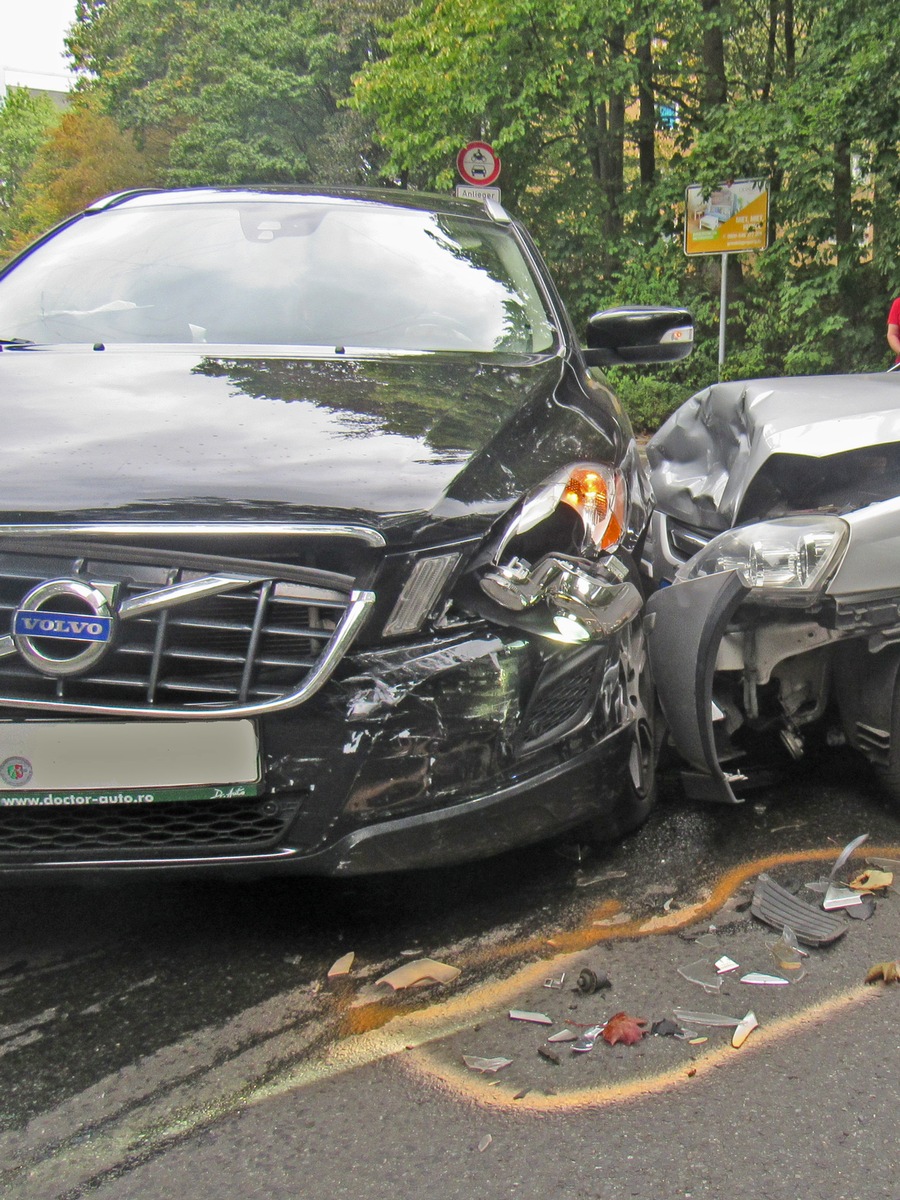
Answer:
0, 549, 374, 717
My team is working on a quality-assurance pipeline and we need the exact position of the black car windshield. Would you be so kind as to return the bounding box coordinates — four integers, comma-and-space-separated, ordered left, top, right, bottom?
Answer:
0, 198, 559, 354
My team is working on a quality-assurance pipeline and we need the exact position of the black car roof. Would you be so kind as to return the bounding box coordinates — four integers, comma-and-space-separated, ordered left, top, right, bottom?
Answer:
86, 185, 512, 225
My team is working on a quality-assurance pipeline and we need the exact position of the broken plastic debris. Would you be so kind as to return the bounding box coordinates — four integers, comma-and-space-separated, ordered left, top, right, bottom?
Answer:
846, 896, 876, 920
731, 1011, 759, 1049
848, 869, 893, 891
767, 925, 809, 972
751, 873, 847, 946
478, 1135, 493, 1153
740, 972, 789, 986
715, 956, 739, 974
651, 1018, 681, 1037
462, 1055, 512, 1074
571, 1024, 604, 1052
865, 960, 900, 984
677, 959, 724, 993
574, 967, 611, 994
376, 958, 460, 990
537, 1045, 561, 1065
508, 1010, 553, 1025
672, 1008, 742, 1028
327, 952, 355, 978
689, 1036, 708, 1045
546, 1029, 579, 1043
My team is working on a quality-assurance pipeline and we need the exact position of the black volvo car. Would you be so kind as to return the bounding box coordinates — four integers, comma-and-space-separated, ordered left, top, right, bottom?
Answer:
0, 187, 691, 876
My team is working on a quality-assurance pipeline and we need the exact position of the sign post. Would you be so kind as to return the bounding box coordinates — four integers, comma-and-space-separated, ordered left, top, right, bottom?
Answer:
684, 178, 770, 377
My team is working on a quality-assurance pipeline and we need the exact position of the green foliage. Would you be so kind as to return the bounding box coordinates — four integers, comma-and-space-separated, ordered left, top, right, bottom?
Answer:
0, 89, 61, 241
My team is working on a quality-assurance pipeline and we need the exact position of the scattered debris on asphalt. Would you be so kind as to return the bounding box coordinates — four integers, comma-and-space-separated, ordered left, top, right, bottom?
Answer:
715, 956, 740, 974
601, 1012, 648, 1046
543, 973, 566, 990
327, 952, 355, 978
672, 1009, 742, 1028
546, 1029, 579, 1043
463, 1055, 513, 1073
537, 1045, 562, 1065
651, 1018, 681, 1037
509, 1010, 553, 1025
478, 1135, 493, 1152
751, 873, 847, 945
767, 925, 808, 972
571, 1024, 604, 1052
677, 959, 724, 993
740, 972, 789, 986
376, 958, 460, 989
574, 967, 611, 994
865, 960, 900, 984
731, 1011, 758, 1048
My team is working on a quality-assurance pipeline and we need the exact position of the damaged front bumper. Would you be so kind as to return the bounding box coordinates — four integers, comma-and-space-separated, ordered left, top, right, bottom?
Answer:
0, 553, 651, 878
647, 506, 900, 802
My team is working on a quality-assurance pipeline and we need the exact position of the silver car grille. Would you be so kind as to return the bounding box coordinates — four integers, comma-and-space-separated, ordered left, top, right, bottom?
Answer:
0, 547, 375, 717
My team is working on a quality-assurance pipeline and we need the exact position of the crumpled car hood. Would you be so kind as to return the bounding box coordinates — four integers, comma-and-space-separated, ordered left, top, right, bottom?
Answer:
648, 372, 900, 531
0, 345, 617, 546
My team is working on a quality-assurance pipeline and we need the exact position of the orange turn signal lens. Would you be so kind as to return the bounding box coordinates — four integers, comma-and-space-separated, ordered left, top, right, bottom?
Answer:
560, 466, 624, 551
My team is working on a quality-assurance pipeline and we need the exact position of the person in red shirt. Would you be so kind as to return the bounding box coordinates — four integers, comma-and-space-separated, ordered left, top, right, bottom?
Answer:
888, 297, 900, 362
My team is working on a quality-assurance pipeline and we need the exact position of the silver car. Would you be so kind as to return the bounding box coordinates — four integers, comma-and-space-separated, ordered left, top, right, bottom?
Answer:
643, 371, 900, 804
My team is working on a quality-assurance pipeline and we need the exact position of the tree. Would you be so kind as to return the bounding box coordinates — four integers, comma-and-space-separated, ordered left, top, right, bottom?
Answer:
1, 97, 168, 259
0, 89, 61, 242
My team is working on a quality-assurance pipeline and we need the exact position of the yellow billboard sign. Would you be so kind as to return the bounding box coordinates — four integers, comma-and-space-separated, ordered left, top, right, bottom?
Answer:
684, 178, 769, 256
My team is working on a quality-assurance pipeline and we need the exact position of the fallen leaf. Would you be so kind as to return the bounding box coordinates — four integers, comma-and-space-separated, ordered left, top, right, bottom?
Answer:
865, 960, 900, 984
849, 869, 893, 891
601, 1011, 648, 1046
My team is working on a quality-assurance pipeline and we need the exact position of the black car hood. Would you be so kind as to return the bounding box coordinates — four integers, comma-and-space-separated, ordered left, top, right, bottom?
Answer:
0, 345, 616, 546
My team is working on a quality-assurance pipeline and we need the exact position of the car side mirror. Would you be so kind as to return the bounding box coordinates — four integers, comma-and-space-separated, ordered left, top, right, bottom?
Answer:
583, 305, 694, 367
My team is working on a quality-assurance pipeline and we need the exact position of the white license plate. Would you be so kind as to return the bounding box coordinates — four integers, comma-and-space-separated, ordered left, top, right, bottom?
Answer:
0, 720, 260, 805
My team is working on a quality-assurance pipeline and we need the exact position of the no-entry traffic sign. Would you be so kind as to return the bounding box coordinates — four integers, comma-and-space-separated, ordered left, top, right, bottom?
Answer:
457, 142, 501, 187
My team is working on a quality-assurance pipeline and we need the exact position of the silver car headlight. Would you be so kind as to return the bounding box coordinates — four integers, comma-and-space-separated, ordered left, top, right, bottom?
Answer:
674, 516, 850, 593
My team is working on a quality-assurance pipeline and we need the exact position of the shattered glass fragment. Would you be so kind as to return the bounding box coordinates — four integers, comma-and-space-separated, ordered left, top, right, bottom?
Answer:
767, 925, 809, 972
740, 972, 789, 986
508, 1010, 553, 1025
677, 959, 724, 993
822, 884, 864, 910
715, 956, 739, 973
731, 1011, 759, 1048
829, 833, 869, 879
376, 958, 460, 989
327, 952, 355, 978
672, 1009, 742, 1028
538, 1045, 562, 1065
546, 1029, 579, 1043
478, 1135, 493, 1152
462, 1055, 513, 1073
571, 1024, 604, 1052
694, 932, 719, 949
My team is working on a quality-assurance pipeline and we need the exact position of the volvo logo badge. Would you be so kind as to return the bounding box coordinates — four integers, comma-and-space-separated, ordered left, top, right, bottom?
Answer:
12, 580, 115, 677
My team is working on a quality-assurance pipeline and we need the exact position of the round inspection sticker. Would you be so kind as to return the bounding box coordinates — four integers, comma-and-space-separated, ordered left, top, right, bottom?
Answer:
457, 141, 501, 187
0, 757, 33, 787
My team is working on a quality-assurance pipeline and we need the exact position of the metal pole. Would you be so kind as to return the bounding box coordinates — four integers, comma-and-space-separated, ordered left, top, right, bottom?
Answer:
718, 252, 728, 379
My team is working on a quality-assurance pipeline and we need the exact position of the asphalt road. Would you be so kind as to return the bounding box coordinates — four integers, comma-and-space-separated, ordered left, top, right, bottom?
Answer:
1, 752, 899, 1200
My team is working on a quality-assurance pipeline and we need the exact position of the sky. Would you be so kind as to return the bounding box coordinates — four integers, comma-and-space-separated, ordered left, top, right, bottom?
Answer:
1, 0, 79, 81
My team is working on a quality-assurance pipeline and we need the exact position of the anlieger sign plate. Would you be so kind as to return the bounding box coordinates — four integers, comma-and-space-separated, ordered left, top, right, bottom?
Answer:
0, 719, 260, 805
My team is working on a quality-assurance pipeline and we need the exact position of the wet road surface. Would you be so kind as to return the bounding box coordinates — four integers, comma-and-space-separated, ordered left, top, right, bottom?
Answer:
2, 752, 900, 1199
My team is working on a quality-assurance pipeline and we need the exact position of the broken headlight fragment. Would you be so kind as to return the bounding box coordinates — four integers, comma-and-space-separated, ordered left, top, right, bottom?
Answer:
480, 554, 641, 643
675, 516, 849, 593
